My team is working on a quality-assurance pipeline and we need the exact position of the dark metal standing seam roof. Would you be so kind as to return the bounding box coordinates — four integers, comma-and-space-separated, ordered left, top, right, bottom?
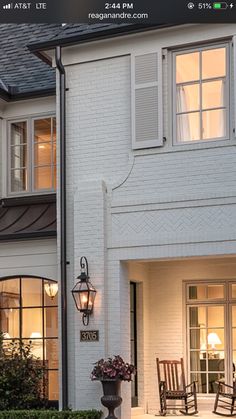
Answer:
0, 195, 57, 241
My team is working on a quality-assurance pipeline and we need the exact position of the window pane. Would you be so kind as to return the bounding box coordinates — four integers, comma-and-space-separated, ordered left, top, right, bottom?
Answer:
208, 357, 224, 372
189, 285, 206, 300
176, 84, 199, 113
34, 166, 52, 190
202, 48, 226, 80
11, 121, 27, 146
232, 329, 236, 349
53, 142, 56, 164
22, 308, 42, 338
202, 109, 226, 139
232, 306, 236, 327
45, 339, 58, 369
176, 52, 200, 83
44, 307, 58, 338
231, 285, 236, 299
177, 112, 200, 142
0, 308, 19, 338
28, 338, 43, 359
34, 143, 52, 166
207, 285, 224, 299
34, 118, 52, 143
11, 169, 27, 192
190, 306, 206, 327
21, 278, 42, 307
11, 145, 27, 169
53, 166, 56, 189
208, 306, 224, 328
202, 80, 225, 109
52, 118, 56, 141
48, 370, 59, 400
0, 279, 20, 308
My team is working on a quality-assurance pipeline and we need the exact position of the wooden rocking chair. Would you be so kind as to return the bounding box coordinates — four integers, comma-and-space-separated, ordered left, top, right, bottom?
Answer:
156, 358, 198, 416
213, 381, 236, 416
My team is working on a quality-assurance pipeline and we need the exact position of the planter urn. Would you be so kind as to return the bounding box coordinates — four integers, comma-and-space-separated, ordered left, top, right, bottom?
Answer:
101, 379, 122, 419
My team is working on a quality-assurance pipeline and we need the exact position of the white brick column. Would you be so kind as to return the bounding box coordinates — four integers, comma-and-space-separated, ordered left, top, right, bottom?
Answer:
72, 179, 107, 410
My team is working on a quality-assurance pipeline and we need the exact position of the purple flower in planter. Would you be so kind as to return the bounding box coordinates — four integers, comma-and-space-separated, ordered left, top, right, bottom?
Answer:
91, 355, 136, 381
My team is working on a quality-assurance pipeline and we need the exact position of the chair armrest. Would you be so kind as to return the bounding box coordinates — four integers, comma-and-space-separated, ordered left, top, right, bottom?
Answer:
215, 381, 234, 390
186, 381, 197, 389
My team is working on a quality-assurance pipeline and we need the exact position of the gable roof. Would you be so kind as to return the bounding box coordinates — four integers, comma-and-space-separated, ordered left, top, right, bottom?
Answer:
0, 23, 60, 100
0, 23, 168, 101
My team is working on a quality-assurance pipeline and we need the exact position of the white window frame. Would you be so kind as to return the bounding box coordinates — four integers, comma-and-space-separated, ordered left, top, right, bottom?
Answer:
8, 114, 56, 196
185, 280, 236, 396
172, 42, 230, 146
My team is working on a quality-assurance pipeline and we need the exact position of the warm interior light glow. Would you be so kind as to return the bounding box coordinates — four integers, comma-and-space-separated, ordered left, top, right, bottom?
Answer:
44, 283, 58, 300
208, 332, 222, 349
30, 332, 42, 339
3, 332, 11, 339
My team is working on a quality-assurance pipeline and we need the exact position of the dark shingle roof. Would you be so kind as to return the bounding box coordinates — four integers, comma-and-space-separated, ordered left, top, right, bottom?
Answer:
0, 24, 60, 97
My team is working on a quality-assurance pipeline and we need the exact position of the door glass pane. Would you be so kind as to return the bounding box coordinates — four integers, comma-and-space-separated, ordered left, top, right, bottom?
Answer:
44, 307, 58, 338
22, 308, 42, 338
202, 80, 225, 109
202, 48, 226, 79
177, 112, 200, 142
0, 308, 19, 338
45, 339, 58, 369
202, 109, 226, 139
48, 370, 59, 400
190, 351, 202, 370
176, 52, 200, 83
208, 306, 224, 327
176, 84, 200, 113
190, 329, 202, 349
190, 306, 206, 327
191, 373, 207, 393
0, 279, 20, 308
207, 329, 224, 351
21, 278, 42, 307
209, 374, 221, 393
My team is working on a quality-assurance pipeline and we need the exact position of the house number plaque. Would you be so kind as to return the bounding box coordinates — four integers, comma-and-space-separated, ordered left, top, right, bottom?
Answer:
80, 330, 99, 342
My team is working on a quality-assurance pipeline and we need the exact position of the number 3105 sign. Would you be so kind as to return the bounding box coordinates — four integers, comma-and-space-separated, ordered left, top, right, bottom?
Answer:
80, 330, 99, 342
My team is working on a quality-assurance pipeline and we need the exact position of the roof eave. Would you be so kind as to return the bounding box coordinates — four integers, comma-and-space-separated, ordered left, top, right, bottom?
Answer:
0, 87, 56, 102
28, 23, 171, 53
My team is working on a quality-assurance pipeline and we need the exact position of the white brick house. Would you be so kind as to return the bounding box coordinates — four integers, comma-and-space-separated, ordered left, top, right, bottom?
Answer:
2, 22, 236, 419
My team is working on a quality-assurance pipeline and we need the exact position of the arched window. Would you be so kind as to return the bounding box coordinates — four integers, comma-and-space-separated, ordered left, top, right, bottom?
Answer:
0, 276, 59, 405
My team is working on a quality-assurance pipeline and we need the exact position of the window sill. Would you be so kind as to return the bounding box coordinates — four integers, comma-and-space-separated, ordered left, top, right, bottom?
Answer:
133, 137, 236, 156
1, 193, 56, 207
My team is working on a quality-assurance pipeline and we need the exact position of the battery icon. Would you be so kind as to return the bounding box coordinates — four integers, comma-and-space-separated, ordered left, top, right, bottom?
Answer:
213, 2, 228, 8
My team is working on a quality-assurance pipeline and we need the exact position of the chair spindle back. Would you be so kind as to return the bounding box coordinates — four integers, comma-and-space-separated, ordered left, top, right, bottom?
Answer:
156, 358, 186, 391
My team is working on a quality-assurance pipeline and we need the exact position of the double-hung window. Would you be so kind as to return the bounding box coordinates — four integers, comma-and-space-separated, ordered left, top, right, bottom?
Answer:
9, 116, 56, 194
173, 44, 229, 143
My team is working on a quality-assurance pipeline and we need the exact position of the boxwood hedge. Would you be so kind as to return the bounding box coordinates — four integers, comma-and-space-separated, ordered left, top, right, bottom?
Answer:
0, 411, 102, 419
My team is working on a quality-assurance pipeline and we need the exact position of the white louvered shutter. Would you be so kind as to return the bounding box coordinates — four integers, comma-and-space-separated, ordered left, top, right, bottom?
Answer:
233, 37, 236, 138
131, 51, 163, 149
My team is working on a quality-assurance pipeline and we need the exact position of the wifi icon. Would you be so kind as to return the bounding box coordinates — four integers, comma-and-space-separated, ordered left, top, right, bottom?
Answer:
3, 3, 12, 8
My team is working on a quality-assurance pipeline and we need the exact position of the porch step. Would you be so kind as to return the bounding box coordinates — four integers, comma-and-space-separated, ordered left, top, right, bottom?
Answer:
131, 407, 145, 416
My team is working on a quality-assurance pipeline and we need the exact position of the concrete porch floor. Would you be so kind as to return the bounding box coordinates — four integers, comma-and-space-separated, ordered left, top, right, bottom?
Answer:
133, 413, 220, 419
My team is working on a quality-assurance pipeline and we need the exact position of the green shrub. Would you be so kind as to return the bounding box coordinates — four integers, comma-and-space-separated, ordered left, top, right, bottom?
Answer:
0, 411, 102, 419
0, 333, 46, 409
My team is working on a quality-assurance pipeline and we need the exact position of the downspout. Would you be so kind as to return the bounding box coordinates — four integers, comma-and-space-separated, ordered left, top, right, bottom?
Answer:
55, 45, 68, 410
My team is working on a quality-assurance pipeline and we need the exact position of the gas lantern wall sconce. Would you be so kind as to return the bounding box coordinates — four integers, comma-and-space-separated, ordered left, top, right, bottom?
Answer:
71, 256, 97, 326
